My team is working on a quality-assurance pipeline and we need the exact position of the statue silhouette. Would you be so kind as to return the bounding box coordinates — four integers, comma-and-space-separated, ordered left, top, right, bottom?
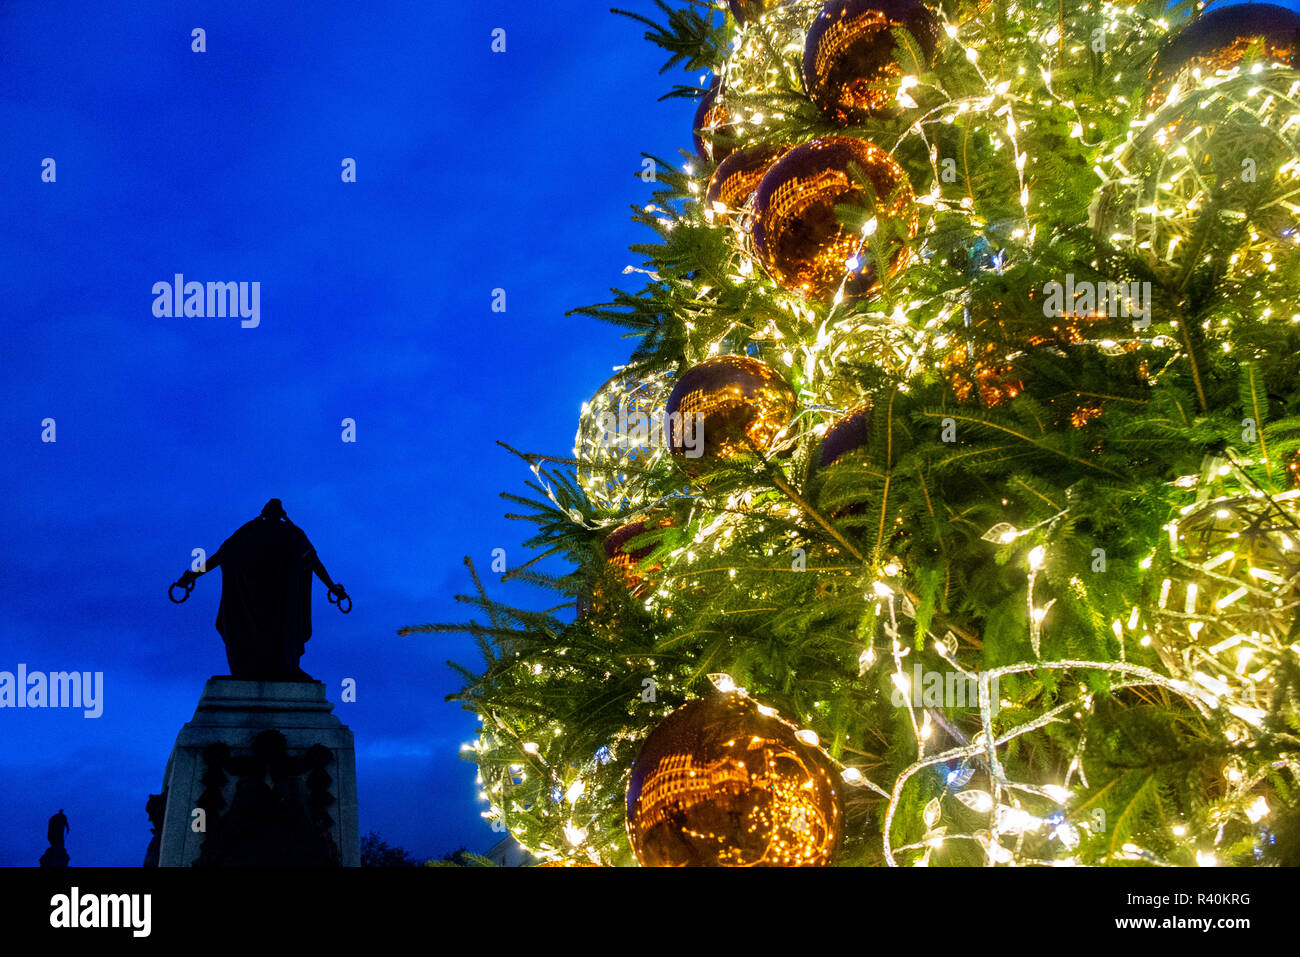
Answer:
47, 809, 69, 848
40, 809, 70, 867
171, 499, 349, 681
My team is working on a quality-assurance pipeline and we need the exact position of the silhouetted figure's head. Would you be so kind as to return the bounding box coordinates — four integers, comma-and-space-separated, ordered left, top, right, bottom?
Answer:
261, 499, 287, 521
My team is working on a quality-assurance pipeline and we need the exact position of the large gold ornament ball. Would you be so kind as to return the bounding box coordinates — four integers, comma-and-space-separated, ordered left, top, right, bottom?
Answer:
706, 145, 786, 224
753, 135, 916, 300
626, 693, 844, 866
1145, 4, 1300, 111
694, 81, 734, 162
939, 298, 1029, 408
1147, 489, 1300, 701
818, 405, 871, 467
803, 0, 939, 123
664, 355, 797, 460
944, 341, 1022, 407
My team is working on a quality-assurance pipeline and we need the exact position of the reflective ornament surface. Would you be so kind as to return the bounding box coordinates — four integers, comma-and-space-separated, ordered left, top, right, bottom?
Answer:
803, 0, 939, 123
604, 516, 672, 593
664, 355, 796, 459
819, 405, 871, 467
694, 81, 734, 161
706, 145, 786, 223
536, 859, 600, 867
752, 136, 916, 300
945, 340, 1022, 407
626, 693, 844, 866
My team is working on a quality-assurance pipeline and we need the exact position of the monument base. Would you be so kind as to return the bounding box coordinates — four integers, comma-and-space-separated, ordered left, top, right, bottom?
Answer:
148, 678, 359, 867
39, 846, 70, 867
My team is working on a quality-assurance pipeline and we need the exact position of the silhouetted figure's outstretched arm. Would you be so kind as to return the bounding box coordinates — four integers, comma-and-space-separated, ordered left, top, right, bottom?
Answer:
172, 499, 348, 610
312, 555, 346, 599
176, 545, 347, 602
175, 547, 221, 589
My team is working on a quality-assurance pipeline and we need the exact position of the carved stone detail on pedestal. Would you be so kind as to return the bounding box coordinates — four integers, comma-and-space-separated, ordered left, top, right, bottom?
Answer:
150, 678, 359, 867
194, 730, 340, 867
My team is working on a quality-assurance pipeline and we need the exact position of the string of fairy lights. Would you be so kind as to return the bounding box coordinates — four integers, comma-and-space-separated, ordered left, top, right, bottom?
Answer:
465, 0, 1300, 865
1094, 68, 1300, 284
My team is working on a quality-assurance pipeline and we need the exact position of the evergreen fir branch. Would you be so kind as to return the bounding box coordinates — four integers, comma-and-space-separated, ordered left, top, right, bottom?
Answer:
750, 17, 803, 96
915, 408, 1127, 479
1240, 361, 1272, 479
889, 25, 928, 80
1106, 772, 1164, 859
502, 568, 573, 594
463, 556, 503, 635
610, 1, 724, 76
499, 544, 568, 582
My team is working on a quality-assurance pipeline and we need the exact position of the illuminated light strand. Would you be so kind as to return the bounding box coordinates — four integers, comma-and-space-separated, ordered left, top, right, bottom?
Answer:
880, 659, 1265, 867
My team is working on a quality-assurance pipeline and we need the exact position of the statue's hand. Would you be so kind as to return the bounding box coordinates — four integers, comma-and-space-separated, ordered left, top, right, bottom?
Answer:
169, 571, 197, 603
328, 583, 351, 613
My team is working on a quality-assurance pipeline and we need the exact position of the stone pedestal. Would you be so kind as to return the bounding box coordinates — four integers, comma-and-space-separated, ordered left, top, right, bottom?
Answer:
149, 678, 359, 867
39, 846, 70, 867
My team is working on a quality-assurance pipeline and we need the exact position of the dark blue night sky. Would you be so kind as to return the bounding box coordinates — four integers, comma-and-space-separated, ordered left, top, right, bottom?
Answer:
0, 0, 689, 865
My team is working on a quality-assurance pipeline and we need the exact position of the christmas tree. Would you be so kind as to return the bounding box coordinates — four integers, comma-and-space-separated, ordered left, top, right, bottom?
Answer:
405, 0, 1300, 866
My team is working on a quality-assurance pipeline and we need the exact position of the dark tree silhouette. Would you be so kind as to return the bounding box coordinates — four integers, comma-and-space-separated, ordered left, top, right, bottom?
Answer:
360, 830, 419, 867
440, 846, 472, 865
430, 845, 495, 867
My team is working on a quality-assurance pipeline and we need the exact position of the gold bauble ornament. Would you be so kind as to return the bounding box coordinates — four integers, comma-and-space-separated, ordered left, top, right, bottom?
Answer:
752, 136, 916, 300
944, 339, 1022, 407
694, 81, 734, 162
705, 145, 786, 224
664, 355, 796, 460
943, 286, 1143, 411
941, 300, 1023, 407
625, 693, 844, 866
1147, 482, 1300, 708
803, 0, 940, 123
536, 859, 601, 867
